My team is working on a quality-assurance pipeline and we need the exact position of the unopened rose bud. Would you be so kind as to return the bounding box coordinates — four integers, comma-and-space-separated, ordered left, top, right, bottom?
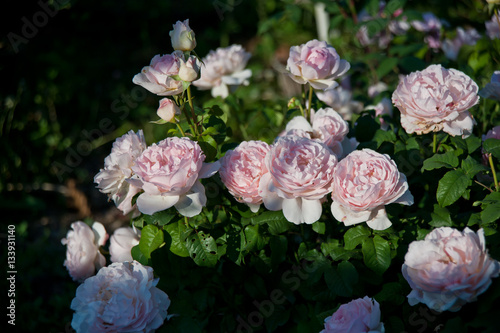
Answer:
157, 98, 181, 122
169, 19, 196, 52
178, 56, 199, 82
287, 97, 299, 109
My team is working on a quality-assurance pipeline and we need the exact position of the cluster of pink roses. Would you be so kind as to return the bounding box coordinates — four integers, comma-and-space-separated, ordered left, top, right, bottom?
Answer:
61, 221, 170, 333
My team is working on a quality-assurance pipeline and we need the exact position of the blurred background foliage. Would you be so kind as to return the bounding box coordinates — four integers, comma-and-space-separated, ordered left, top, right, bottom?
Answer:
1, 0, 499, 331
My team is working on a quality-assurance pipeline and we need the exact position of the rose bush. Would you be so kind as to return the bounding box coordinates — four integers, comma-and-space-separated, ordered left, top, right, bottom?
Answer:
61, 4, 500, 332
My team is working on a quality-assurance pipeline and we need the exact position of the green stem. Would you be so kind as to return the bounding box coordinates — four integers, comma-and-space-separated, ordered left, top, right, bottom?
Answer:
175, 121, 186, 136
298, 103, 305, 117
489, 154, 499, 191
433, 133, 437, 153
307, 85, 313, 119
187, 85, 199, 135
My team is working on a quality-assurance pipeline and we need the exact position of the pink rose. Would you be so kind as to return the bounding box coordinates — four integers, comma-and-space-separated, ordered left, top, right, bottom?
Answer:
316, 86, 363, 121
157, 98, 181, 122
132, 51, 185, 96
286, 39, 350, 90
479, 71, 500, 101
109, 227, 141, 263
259, 136, 337, 224
70, 261, 171, 332
94, 130, 146, 215
128, 137, 220, 216
482, 125, 500, 165
392, 64, 479, 138
169, 19, 196, 52
311, 108, 350, 154
402, 227, 500, 312
219, 141, 270, 212
330, 149, 413, 230
61, 221, 108, 282
321, 296, 385, 333
193, 44, 251, 98
282, 108, 352, 157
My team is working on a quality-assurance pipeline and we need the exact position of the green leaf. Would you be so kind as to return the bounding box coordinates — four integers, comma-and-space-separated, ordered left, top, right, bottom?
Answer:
312, 221, 325, 234
243, 225, 267, 252
344, 225, 371, 250
163, 221, 190, 257
325, 261, 358, 297
185, 230, 218, 267
208, 105, 224, 116
134, 209, 177, 227
372, 129, 397, 148
430, 204, 453, 227
481, 192, 500, 225
139, 225, 164, 259
131, 244, 149, 266
375, 282, 405, 304
465, 135, 482, 154
197, 135, 218, 162
461, 156, 488, 178
484, 138, 500, 161
436, 169, 472, 207
376, 57, 398, 79
421, 151, 459, 172
362, 236, 391, 275
245, 210, 290, 235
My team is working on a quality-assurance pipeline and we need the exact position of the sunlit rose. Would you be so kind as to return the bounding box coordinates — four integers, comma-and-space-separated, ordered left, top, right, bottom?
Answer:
402, 227, 500, 312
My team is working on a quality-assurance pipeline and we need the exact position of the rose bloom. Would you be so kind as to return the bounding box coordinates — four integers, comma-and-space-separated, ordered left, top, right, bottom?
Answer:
157, 98, 181, 122
281, 108, 352, 157
316, 86, 363, 121
109, 227, 141, 263
286, 39, 350, 90
259, 136, 337, 224
132, 51, 185, 96
169, 19, 196, 52
219, 141, 270, 212
321, 296, 385, 333
411, 12, 442, 50
94, 130, 147, 215
193, 44, 251, 98
486, 15, 500, 40
479, 71, 500, 101
128, 137, 220, 216
70, 261, 171, 333
392, 64, 479, 138
402, 227, 500, 312
178, 56, 200, 82
331, 149, 413, 230
61, 221, 108, 282
482, 125, 500, 165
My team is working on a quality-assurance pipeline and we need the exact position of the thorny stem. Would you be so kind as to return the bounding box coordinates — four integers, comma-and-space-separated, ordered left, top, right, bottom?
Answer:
489, 154, 499, 191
